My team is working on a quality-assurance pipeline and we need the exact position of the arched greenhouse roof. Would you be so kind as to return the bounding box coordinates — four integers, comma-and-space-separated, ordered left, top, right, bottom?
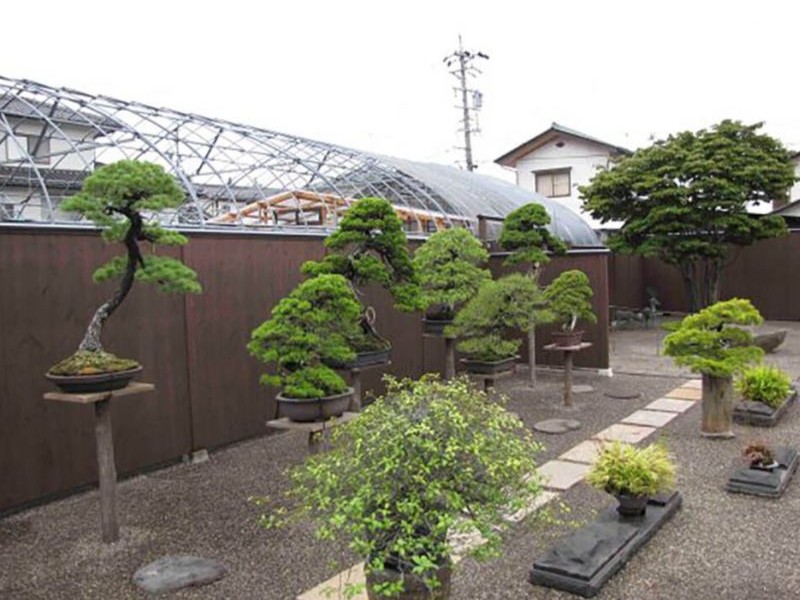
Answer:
0, 76, 599, 246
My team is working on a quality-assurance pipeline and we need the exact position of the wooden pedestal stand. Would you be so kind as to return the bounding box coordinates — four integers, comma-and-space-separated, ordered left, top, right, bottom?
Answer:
43, 382, 155, 543
266, 412, 359, 453
543, 343, 592, 407
471, 368, 515, 393
349, 361, 390, 411
423, 334, 456, 380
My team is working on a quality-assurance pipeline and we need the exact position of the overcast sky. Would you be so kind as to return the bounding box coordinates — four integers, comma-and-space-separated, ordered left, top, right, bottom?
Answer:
3, 0, 798, 181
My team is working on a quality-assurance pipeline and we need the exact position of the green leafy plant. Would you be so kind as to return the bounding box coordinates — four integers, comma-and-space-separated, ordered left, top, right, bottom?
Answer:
663, 298, 764, 377
499, 203, 568, 270
413, 227, 490, 320
448, 274, 552, 362
735, 365, 792, 409
48, 160, 201, 375
260, 376, 544, 597
586, 441, 676, 497
543, 270, 596, 331
247, 274, 362, 399
581, 120, 794, 311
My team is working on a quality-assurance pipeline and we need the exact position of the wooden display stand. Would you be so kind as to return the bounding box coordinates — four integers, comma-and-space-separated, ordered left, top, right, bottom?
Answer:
43, 382, 155, 543
266, 412, 359, 453
349, 361, 390, 411
470, 368, 516, 393
543, 343, 592, 407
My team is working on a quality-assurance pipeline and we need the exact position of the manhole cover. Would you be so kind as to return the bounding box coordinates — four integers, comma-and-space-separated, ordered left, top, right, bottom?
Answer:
604, 391, 643, 400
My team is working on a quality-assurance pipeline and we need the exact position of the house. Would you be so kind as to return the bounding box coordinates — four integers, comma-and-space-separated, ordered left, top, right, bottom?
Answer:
494, 122, 631, 229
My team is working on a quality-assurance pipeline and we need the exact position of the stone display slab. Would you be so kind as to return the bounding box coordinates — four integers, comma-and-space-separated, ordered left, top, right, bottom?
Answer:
733, 390, 796, 427
593, 423, 656, 445
530, 492, 682, 597
664, 387, 701, 401
538, 460, 590, 490
533, 418, 581, 434
645, 398, 695, 414
559, 440, 606, 465
133, 555, 226, 594
621, 410, 678, 428
726, 447, 798, 498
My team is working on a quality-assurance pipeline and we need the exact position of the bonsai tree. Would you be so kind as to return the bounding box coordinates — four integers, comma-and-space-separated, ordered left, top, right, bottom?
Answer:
663, 298, 764, 437
741, 441, 777, 470
735, 364, 793, 410
586, 441, 675, 516
47, 160, 202, 377
259, 376, 543, 598
302, 197, 423, 354
498, 202, 567, 387
448, 274, 553, 369
581, 120, 794, 311
247, 274, 362, 401
542, 269, 597, 345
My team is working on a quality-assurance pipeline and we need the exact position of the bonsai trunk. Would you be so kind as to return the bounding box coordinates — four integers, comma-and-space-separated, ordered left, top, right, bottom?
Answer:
679, 259, 722, 313
78, 211, 144, 353
444, 336, 456, 380
701, 373, 735, 438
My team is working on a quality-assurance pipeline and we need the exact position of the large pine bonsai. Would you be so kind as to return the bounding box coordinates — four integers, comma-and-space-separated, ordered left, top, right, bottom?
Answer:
48, 160, 202, 376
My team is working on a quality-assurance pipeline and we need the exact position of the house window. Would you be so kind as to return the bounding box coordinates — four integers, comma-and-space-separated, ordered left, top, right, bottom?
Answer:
26, 135, 51, 164
535, 169, 571, 198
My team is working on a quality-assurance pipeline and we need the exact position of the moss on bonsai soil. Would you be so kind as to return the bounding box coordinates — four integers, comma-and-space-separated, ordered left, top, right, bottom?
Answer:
48, 350, 140, 376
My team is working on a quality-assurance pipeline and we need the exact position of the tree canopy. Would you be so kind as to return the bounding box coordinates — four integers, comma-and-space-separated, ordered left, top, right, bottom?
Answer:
498, 203, 568, 271
581, 120, 794, 311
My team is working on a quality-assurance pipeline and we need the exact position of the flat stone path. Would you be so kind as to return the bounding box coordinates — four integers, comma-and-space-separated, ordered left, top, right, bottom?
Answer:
297, 379, 701, 600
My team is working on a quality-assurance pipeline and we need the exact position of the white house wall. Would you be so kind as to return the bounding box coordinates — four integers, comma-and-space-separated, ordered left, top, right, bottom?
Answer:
791, 156, 800, 203
1, 120, 95, 171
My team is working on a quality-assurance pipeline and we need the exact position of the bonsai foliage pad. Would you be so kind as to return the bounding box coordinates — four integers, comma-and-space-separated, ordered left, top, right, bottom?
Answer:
530, 491, 682, 597
726, 447, 798, 498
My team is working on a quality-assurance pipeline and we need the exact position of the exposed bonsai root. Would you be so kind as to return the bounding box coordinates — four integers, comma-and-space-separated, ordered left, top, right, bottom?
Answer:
48, 350, 140, 376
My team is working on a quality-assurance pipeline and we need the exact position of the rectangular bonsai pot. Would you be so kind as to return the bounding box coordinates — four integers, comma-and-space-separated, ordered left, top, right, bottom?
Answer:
422, 317, 454, 336
733, 388, 797, 427
462, 356, 518, 375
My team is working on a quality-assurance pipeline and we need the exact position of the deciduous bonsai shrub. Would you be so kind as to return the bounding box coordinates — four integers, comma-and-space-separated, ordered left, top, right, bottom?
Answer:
413, 227, 490, 322
542, 269, 596, 345
742, 441, 777, 469
259, 376, 544, 598
735, 365, 793, 409
663, 298, 764, 437
247, 274, 362, 399
47, 160, 202, 377
302, 197, 422, 353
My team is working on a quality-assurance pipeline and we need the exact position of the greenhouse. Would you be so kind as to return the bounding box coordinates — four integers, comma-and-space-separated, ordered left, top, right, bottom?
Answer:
0, 75, 598, 246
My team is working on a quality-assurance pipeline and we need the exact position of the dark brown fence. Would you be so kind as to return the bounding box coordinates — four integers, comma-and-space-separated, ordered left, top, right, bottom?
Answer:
608, 230, 800, 320
0, 227, 609, 513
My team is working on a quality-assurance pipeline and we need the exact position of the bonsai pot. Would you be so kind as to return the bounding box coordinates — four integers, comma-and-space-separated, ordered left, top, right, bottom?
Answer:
750, 460, 779, 472
366, 560, 452, 600
422, 316, 454, 336
551, 330, 584, 348
45, 366, 143, 394
461, 355, 518, 375
277, 387, 354, 422
614, 491, 649, 517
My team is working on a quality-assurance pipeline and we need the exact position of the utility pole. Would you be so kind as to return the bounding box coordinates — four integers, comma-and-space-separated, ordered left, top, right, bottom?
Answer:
443, 35, 488, 171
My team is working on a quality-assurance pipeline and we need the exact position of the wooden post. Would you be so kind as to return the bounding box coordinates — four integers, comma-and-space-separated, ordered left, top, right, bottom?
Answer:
94, 396, 119, 543
701, 374, 735, 438
528, 327, 537, 389
444, 337, 456, 380
563, 351, 574, 407
350, 369, 363, 412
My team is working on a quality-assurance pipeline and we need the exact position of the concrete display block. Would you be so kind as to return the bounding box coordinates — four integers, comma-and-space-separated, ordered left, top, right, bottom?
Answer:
733, 390, 796, 427
726, 447, 798, 498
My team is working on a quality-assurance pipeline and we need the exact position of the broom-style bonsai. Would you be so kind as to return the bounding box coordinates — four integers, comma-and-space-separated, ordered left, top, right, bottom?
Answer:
663, 298, 764, 437
498, 203, 567, 386
542, 269, 597, 346
302, 197, 422, 356
47, 160, 202, 379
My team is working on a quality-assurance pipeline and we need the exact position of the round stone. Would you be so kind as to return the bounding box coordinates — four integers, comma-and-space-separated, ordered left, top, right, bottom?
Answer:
533, 418, 582, 434
572, 385, 595, 394
133, 555, 227, 594
604, 391, 643, 400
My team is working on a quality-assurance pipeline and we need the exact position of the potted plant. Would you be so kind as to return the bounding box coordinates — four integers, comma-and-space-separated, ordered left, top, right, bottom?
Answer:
498, 203, 567, 387
45, 160, 202, 393
302, 197, 422, 368
735, 364, 795, 419
664, 298, 764, 437
741, 440, 778, 471
247, 274, 363, 422
413, 227, 490, 335
586, 441, 676, 517
542, 269, 597, 347
259, 376, 544, 599
448, 274, 553, 375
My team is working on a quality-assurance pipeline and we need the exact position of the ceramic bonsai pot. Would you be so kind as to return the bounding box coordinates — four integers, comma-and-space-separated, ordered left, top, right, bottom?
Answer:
462, 355, 518, 375
422, 317, 454, 336
551, 330, 585, 348
614, 491, 649, 517
45, 366, 143, 394
276, 387, 354, 422
366, 560, 452, 600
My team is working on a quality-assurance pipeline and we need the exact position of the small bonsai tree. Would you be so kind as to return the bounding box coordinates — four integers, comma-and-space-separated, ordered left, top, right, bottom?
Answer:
498, 203, 567, 387
302, 197, 422, 353
543, 269, 597, 339
259, 376, 543, 598
735, 365, 793, 409
663, 298, 764, 437
448, 274, 553, 365
742, 441, 776, 469
48, 160, 202, 376
247, 274, 362, 399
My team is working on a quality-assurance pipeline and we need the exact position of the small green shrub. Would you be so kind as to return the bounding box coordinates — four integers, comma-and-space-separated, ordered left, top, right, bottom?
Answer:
543, 270, 596, 331
499, 203, 568, 268
586, 441, 675, 497
735, 365, 792, 408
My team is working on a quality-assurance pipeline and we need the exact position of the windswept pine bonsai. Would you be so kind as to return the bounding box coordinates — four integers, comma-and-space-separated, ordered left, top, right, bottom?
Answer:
543, 269, 596, 346
498, 203, 567, 386
247, 274, 362, 401
302, 197, 422, 354
663, 298, 764, 437
47, 160, 202, 379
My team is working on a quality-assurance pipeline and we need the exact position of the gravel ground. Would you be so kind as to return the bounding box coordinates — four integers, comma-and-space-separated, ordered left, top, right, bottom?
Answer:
2, 332, 800, 599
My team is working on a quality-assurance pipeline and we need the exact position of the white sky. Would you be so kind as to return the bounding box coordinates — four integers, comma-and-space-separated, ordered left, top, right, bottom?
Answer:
3, 0, 798, 182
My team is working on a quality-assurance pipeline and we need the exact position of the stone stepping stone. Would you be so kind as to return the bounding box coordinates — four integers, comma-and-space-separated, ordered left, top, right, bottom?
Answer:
533, 419, 581, 434
604, 390, 642, 400
665, 386, 701, 401
538, 460, 590, 490
572, 384, 594, 394
621, 409, 678, 428
681, 379, 702, 389
559, 440, 605, 464
133, 555, 227, 594
593, 423, 655, 444
646, 398, 695, 414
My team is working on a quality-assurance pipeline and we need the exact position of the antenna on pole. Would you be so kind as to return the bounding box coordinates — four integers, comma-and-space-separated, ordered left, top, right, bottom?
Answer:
443, 35, 488, 172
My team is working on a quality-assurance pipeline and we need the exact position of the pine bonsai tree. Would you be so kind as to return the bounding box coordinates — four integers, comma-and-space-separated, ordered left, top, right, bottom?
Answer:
543, 270, 597, 333
247, 274, 362, 399
48, 160, 202, 376
302, 197, 422, 352
498, 202, 567, 386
